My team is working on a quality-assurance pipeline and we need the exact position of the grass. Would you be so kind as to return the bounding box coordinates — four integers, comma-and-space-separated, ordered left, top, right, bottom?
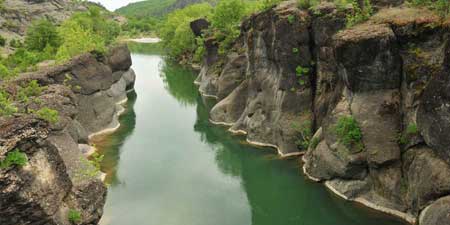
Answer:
0, 149, 28, 169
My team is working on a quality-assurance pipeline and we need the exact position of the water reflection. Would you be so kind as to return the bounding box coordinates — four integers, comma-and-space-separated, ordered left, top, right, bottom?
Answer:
160, 61, 198, 106
95, 91, 137, 185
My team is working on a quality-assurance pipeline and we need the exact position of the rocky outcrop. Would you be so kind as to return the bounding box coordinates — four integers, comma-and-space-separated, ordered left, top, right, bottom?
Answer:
193, 1, 450, 225
0, 45, 135, 225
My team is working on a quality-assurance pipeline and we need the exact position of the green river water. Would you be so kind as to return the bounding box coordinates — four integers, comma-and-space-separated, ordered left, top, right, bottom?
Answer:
97, 44, 407, 225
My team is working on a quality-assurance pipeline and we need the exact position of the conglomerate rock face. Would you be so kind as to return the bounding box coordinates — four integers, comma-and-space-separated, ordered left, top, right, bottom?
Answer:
0, 45, 135, 225
193, 2, 450, 225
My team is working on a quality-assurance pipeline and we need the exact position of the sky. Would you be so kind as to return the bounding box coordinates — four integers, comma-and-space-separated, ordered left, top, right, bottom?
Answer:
93, 0, 144, 11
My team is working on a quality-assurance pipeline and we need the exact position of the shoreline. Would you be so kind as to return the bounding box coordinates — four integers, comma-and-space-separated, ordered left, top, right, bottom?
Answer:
198, 80, 416, 224
126, 37, 161, 43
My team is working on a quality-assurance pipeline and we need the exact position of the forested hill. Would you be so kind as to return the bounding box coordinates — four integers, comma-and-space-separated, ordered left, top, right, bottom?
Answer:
115, 0, 216, 18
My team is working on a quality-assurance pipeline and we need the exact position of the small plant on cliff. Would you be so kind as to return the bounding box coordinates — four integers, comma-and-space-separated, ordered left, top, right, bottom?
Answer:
0, 35, 5, 47
287, 15, 296, 24
293, 120, 312, 150
89, 152, 104, 171
0, 63, 14, 80
409, 0, 449, 17
261, 0, 283, 10
334, 115, 364, 152
68, 209, 82, 224
346, 0, 373, 27
398, 122, 419, 145
0, 149, 28, 169
17, 80, 46, 104
298, 0, 319, 9
0, 91, 17, 116
296, 65, 310, 85
35, 107, 59, 124
292, 48, 299, 54
310, 137, 320, 149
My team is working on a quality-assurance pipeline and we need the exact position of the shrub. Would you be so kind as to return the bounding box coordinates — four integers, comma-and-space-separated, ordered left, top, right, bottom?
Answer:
25, 19, 61, 52
334, 115, 364, 152
293, 120, 312, 150
0, 91, 17, 116
310, 137, 320, 149
0, 149, 28, 169
409, 0, 449, 17
0, 35, 5, 47
35, 107, 59, 124
89, 152, 104, 171
298, 0, 319, 9
346, 0, 373, 27
296, 65, 309, 85
9, 39, 23, 48
261, 0, 283, 10
17, 80, 46, 104
68, 209, 82, 224
406, 123, 418, 135
0, 63, 14, 80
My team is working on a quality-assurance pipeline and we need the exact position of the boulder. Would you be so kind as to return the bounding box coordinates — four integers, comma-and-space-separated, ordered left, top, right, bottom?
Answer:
419, 196, 450, 225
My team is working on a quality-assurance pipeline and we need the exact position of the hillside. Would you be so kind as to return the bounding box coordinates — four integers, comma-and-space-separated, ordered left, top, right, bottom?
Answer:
115, 0, 216, 18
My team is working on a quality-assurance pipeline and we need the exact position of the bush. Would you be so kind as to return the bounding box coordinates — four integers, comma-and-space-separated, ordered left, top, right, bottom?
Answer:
9, 39, 23, 48
25, 19, 61, 52
406, 123, 418, 135
0, 35, 5, 47
17, 80, 46, 104
334, 115, 364, 152
0, 91, 17, 116
160, 3, 212, 57
0, 63, 14, 80
298, 0, 320, 9
68, 209, 82, 224
293, 120, 312, 150
0, 149, 28, 169
296, 66, 309, 85
409, 0, 449, 17
346, 0, 373, 27
35, 107, 59, 124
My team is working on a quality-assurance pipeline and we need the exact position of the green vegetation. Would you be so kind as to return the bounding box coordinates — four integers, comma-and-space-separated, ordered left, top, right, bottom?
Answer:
0, 5, 120, 80
0, 35, 5, 47
68, 209, 82, 224
298, 0, 319, 9
346, 0, 373, 27
409, 0, 449, 17
160, 3, 213, 58
310, 137, 320, 149
334, 115, 364, 152
293, 120, 312, 150
295, 65, 309, 85
35, 107, 59, 124
89, 152, 104, 171
17, 80, 46, 104
0, 91, 17, 117
292, 48, 299, 53
25, 19, 61, 52
398, 122, 419, 145
0, 149, 28, 169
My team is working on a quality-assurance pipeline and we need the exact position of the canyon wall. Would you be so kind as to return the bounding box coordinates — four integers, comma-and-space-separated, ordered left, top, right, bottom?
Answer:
0, 45, 135, 225
193, 1, 450, 225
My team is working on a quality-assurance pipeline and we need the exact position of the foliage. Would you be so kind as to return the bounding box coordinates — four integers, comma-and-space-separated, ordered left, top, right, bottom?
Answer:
68, 209, 82, 224
346, 0, 373, 27
409, 0, 449, 17
0, 63, 14, 80
260, 0, 283, 10
17, 80, 46, 104
160, 3, 213, 57
293, 120, 312, 150
406, 123, 418, 135
295, 65, 309, 85
310, 137, 320, 149
398, 123, 419, 145
9, 39, 23, 48
89, 152, 104, 171
210, 0, 247, 54
35, 107, 59, 124
334, 116, 364, 152
292, 48, 299, 53
0, 149, 28, 169
298, 0, 319, 9
121, 16, 160, 36
0, 35, 5, 47
25, 19, 61, 52
56, 6, 120, 61
193, 37, 206, 62
0, 91, 17, 116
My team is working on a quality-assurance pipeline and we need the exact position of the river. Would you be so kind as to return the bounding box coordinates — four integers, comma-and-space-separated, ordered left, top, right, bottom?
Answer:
96, 43, 407, 225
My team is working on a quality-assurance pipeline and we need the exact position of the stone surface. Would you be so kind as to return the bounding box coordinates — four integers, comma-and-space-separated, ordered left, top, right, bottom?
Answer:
419, 196, 450, 225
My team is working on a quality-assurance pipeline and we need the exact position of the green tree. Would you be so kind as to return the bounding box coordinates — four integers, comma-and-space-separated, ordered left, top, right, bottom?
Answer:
160, 3, 212, 57
25, 19, 61, 52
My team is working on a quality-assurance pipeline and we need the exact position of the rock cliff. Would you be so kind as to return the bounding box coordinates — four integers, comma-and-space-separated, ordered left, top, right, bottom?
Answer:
0, 45, 135, 225
193, 1, 450, 225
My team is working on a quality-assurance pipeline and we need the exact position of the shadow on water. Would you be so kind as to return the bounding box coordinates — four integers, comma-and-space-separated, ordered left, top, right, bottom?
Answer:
95, 91, 137, 186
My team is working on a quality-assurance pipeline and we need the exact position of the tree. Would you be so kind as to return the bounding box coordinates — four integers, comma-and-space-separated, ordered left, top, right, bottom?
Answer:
25, 19, 61, 52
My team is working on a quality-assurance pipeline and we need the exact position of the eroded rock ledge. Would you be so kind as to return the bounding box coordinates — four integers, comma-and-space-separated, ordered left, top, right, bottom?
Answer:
193, 1, 450, 225
0, 45, 135, 225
